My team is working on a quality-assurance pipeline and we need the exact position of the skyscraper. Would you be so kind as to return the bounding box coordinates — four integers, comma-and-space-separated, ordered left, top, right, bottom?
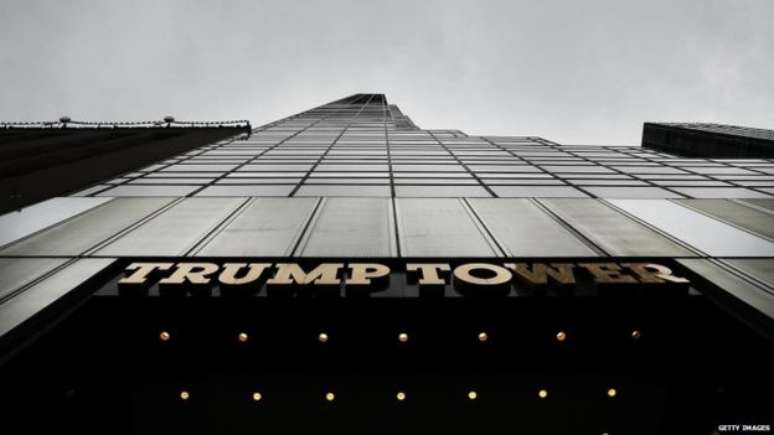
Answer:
1, 94, 773, 434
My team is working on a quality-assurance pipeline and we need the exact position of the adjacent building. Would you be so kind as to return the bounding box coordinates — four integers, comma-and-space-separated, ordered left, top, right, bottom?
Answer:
0, 118, 250, 214
1, 94, 773, 434
643, 122, 774, 158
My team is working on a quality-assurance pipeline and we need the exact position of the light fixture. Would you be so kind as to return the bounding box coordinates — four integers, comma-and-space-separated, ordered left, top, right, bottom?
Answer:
238, 332, 249, 343
467, 390, 478, 400
478, 332, 489, 343
318, 332, 329, 343
179, 390, 190, 401
607, 388, 617, 398
631, 329, 641, 340
398, 332, 409, 343
159, 331, 171, 342
252, 392, 262, 402
396, 391, 406, 401
325, 392, 335, 402
555, 331, 567, 342
538, 389, 548, 399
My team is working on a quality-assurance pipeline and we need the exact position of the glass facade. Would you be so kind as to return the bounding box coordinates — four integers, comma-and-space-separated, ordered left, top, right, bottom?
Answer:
61, 95, 774, 200
1, 94, 770, 263
1, 94, 774, 434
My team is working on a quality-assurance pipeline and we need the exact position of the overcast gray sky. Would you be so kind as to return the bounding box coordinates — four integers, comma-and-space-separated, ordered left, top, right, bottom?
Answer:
1, 0, 772, 145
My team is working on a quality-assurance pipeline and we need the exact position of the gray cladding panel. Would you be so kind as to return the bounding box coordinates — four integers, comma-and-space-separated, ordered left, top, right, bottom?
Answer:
0, 258, 115, 338
0, 198, 173, 256
96, 198, 245, 256
0, 258, 69, 300
540, 199, 694, 257
678, 259, 774, 322
610, 199, 774, 257
297, 197, 396, 257
676, 199, 774, 240
396, 198, 500, 257
725, 259, 774, 289
0, 197, 112, 248
468, 198, 599, 257
195, 198, 318, 257
740, 199, 774, 214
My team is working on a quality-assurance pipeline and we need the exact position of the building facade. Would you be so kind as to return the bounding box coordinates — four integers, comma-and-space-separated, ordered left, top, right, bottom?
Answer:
1, 94, 773, 434
0, 119, 250, 214
643, 122, 774, 158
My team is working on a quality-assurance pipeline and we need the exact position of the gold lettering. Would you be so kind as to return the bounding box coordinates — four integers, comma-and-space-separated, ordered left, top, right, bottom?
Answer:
504, 263, 576, 285
346, 263, 391, 285
267, 263, 343, 285
119, 262, 174, 285
623, 263, 690, 284
218, 263, 271, 285
453, 263, 513, 286
406, 263, 451, 285
579, 263, 637, 284
158, 262, 220, 285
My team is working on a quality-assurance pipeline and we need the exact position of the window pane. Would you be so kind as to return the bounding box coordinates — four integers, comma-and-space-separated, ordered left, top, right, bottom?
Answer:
395, 185, 491, 197
609, 199, 774, 257
540, 199, 694, 257
97, 185, 200, 197
469, 198, 598, 257
671, 187, 772, 199
492, 186, 588, 198
582, 186, 683, 198
195, 198, 317, 256
96, 198, 245, 256
0, 197, 111, 247
1, 198, 173, 255
297, 197, 397, 257
676, 199, 774, 240
195, 185, 294, 196
0, 258, 69, 300
396, 198, 500, 257
295, 185, 391, 197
